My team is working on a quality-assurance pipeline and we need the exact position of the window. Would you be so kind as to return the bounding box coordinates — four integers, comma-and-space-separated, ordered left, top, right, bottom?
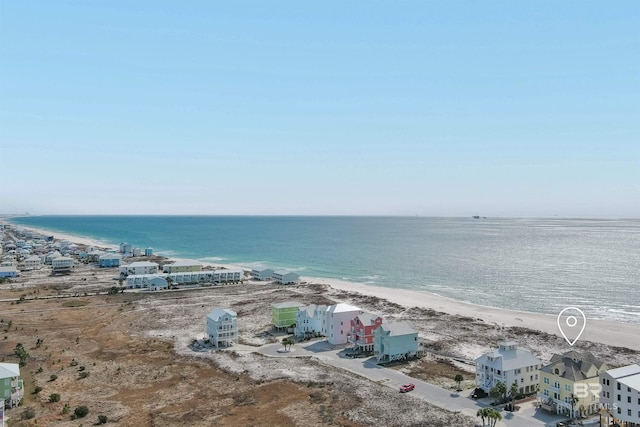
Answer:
617, 383, 621, 390
521, 378, 524, 383
628, 396, 631, 403
628, 409, 632, 416
617, 394, 621, 401
565, 385, 571, 392
544, 377, 550, 384
617, 407, 621, 414
535, 375, 538, 380
543, 389, 549, 397
602, 378, 606, 384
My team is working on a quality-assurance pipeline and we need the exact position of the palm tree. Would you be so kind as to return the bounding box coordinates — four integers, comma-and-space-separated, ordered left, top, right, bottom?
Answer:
454, 373, 464, 391
487, 408, 502, 427
476, 407, 490, 426
510, 381, 519, 401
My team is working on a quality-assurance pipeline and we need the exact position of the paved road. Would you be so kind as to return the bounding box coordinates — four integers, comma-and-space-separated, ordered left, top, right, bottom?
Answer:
256, 340, 566, 427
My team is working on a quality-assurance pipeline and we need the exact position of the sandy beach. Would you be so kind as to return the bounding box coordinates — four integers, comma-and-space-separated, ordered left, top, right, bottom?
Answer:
7, 220, 640, 352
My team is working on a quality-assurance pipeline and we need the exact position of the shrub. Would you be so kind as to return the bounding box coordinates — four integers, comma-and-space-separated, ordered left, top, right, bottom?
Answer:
62, 403, 70, 414
22, 407, 36, 420
33, 386, 43, 394
78, 371, 90, 379
49, 393, 61, 402
70, 359, 78, 366
49, 374, 58, 382
73, 405, 89, 419
97, 414, 108, 424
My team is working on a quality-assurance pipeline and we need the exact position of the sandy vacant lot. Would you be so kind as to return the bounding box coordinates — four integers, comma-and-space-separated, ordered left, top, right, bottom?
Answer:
1, 262, 638, 426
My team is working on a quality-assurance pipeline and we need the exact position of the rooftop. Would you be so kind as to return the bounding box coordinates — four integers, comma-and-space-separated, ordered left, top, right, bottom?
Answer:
272, 301, 305, 309
327, 303, 361, 314
0, 362, 20, 379
379, 321, 416, 336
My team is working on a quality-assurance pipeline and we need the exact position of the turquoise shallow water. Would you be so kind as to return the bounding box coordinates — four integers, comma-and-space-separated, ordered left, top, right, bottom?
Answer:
10, 216, 640, 324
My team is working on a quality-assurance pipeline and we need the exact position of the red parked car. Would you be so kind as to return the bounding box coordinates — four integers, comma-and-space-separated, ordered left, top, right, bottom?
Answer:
399, 383, 415, 393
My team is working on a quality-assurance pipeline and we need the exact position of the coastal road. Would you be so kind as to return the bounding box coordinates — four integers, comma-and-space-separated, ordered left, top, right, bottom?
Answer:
257, 341, 565, 427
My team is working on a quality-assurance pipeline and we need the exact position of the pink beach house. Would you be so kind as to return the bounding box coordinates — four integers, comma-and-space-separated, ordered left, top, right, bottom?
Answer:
349, 313, 383, 352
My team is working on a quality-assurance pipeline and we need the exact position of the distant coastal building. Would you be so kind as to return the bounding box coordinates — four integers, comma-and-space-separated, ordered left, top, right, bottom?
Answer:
86, 250, 105, 263
163, 261, 203, 273
44, 251, 62, 265
120, 261, 159, 276
251, 267, 274, 281
0, 362, 24, 408
272, 301, 305, 330
0, 266, 18, 278
144, 247, 153, 256
51, 256, 74, 274
373, 321, 419, 362
323, 303, 363, 345
349, 313, 383, 353
599, 364, 640, 426
98, 253, 121, 268
206, 308, 238, 348
273, 270, 300, 285
475, 341, 541, 395
295, 304, 327, 338
22, 255, 42, 271
119, 242, 132, 255
538, 350, 607, 418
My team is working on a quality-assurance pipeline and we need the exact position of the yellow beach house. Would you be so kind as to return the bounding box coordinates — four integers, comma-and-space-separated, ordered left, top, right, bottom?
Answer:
162, 261, 202, 273
538, 350, 607, 418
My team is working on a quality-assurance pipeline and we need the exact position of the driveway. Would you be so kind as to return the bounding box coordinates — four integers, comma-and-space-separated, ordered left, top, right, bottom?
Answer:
257, 340, 566, 427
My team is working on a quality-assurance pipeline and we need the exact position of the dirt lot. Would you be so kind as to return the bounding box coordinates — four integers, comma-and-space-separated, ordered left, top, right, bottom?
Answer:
1, 267, 475, 427
2, 262, 638, 426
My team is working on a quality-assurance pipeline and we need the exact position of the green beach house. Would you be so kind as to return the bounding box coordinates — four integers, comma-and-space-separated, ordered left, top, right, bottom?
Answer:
1, 362, 24, 408
272, 301, 305, 330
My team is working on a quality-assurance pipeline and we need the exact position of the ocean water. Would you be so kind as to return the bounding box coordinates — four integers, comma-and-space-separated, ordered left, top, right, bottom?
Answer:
10, 216, 640, 324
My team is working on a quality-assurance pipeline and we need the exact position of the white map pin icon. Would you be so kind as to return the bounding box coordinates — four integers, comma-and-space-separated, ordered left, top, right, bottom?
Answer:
557, 307, 586, 346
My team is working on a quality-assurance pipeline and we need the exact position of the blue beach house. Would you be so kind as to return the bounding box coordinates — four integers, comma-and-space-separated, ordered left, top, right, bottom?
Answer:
99, 253, 122, 268
373, 321, 419, 362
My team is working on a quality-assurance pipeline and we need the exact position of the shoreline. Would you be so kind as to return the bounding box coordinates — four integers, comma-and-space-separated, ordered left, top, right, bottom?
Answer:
6, 220, 640, 351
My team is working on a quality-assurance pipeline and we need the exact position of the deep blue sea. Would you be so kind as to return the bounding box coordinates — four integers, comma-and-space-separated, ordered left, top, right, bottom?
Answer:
9, 216, 640, 324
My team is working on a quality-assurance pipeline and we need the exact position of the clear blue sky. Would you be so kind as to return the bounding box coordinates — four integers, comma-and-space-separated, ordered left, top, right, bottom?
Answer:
1, 1, 638, 216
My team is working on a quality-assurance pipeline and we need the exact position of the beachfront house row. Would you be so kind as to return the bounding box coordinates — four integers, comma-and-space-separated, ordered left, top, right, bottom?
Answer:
323, 303, 363, 345
273, 270, 300, 285
349, 313, 383, 353
475, 341, 542, 395
373, 321, 419, 362
272, 301, 306, 330
538, 350, 607, 418
22, 255, 42, 270
119, 261, 159, 277
599, 364, 640, 426
0, 362, 24, 408
295, 304, 328, 338
251, 267, 274, 281
98, 253, 121, 268
206, 308, 238, 348
163, 261, 202, 273
51, 256, 74, 274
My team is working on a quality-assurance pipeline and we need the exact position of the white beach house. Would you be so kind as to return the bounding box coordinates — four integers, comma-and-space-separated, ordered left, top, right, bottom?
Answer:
323, 303, 363, 345
475, 341, 541, 395
22, 255, 42, 271
206, 308, 238, 348
44, 251, 62, 264
273, 270, 300, 285
51, 256, 74, 274
295, 304, 328, 338
600, 364, 640, 425
251, 267, 274, 281
120, 261, 159, 276
373, 321, 419, 362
